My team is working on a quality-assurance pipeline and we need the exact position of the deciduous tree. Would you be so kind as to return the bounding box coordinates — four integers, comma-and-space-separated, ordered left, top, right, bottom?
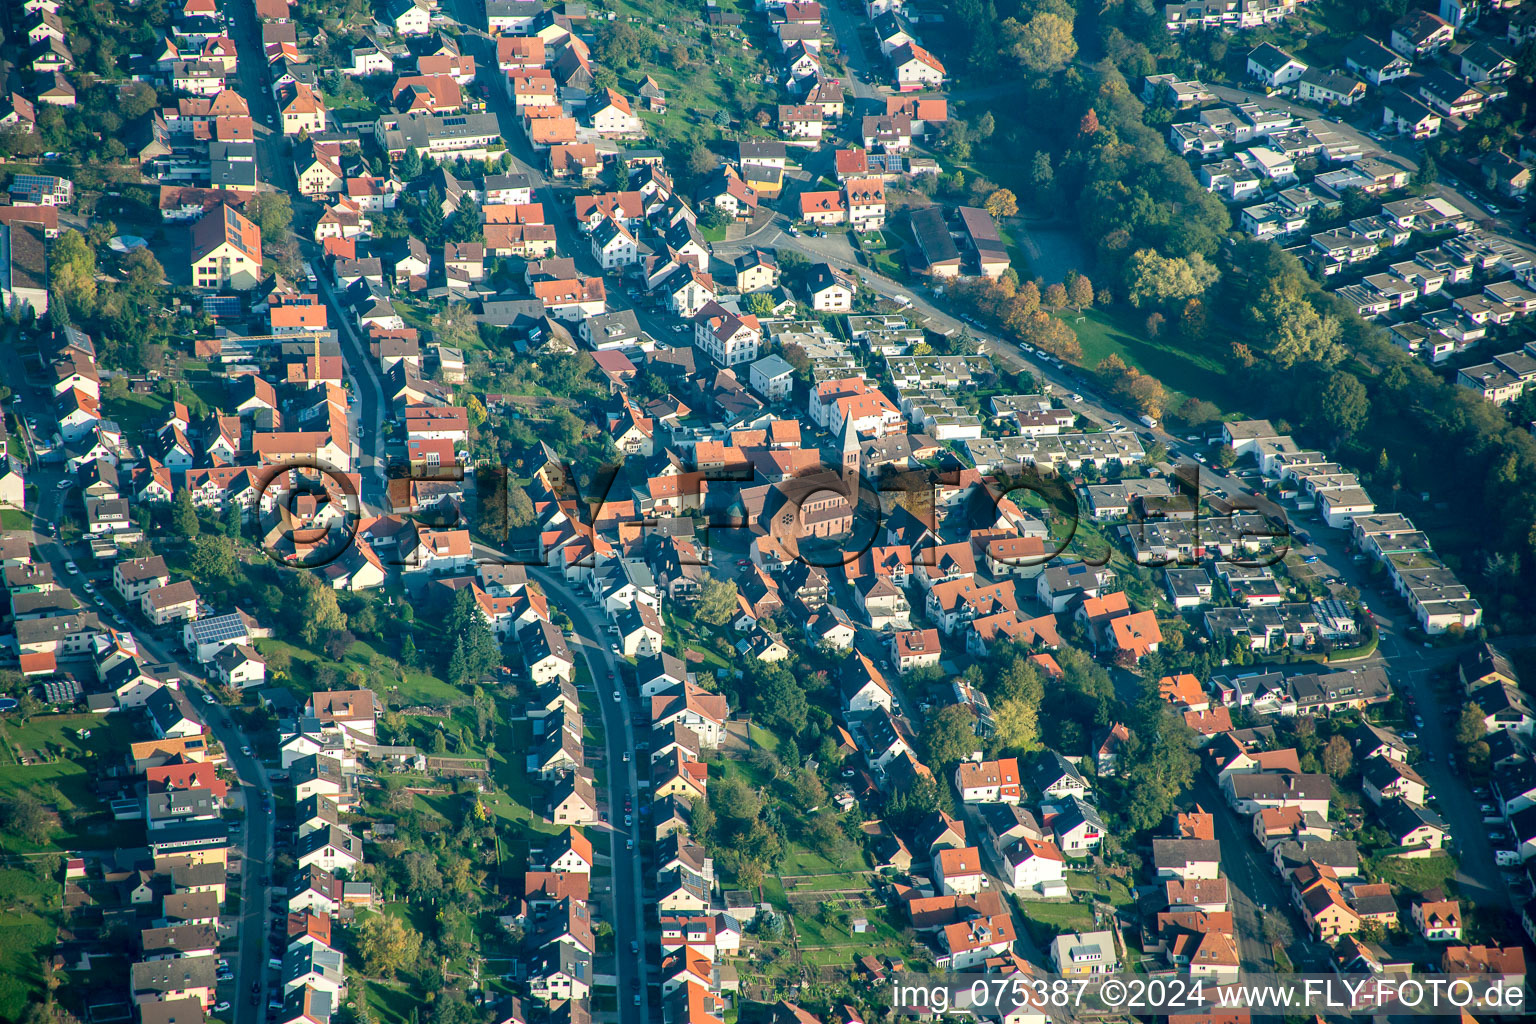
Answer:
1006, 12, 1078, 74
695, 578, 738, 626
357, 913, 421, 978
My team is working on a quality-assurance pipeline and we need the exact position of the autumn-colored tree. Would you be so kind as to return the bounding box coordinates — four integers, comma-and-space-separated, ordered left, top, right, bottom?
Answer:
1079, 109, 1100, 138
1322, 735, 1353, 779
1066, 271, 1094, 310
1044, 282, 1068, 309
984, 187, 1018, 219
1145, 312, 1165, 337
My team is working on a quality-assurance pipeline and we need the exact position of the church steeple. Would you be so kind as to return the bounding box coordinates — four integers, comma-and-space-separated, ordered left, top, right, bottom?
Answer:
838, 414, 860, 494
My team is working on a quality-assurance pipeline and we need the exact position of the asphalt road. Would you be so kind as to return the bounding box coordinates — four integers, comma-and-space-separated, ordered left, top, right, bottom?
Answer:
823, 0, 878, 102
310, 259, 390, 508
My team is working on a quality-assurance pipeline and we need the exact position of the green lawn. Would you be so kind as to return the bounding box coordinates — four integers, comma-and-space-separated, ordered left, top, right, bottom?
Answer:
101, 388, 171, 440
1376, 852, 1459, 897
0, 714, 142, 853
1068, 307, 1231, 402
1016, 899, 1095, 938
0, 510, 32, 529
364, 979, 420, 1024
1065, 870, 1136, 907
254, 637, 462, 708
0, 867, 57, 1022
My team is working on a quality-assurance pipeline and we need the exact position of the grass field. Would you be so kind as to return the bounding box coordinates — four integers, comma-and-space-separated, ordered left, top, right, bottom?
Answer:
1376, 851, 1459, 896
1068, 308, 1231, 403
0, 867, 57, 1022
1065, 870, 1136, 907
0, 714, 141, 854
1016, 899, 1095, 939
0, 510, 32, 529
254, 637, 463, 708
365, 979, 419, 1024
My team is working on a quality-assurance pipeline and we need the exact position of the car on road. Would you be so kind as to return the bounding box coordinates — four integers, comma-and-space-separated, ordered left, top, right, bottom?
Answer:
634, 994, 641, 1006
82, 580, 94, 594
64, 561, 78, 574
623, 751, 630, 762
241, 745, 252, 756
202, 693, 216, 705
1071, 393, 1083, 403
625, 813, 632, 825
1401, 731, 1417, 740
627, 839, 634, 851
631, 941, 640, 954
613, 689, 622, 702
55, 479, 72, 490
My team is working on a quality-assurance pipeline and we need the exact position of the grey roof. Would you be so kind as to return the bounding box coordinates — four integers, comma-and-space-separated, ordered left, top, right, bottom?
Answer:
1228, 773, 1332, 801
132, 956, 218, 997
1150, 838, 1222, 868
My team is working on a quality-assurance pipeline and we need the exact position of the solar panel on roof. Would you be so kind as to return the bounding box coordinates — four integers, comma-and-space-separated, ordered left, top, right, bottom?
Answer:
191, 614, 247, 644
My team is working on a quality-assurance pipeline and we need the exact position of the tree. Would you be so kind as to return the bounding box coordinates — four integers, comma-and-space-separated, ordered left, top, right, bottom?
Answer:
984, 188, 1018, 219
695, 579, 738, 627
922, 704, 978, 769
686, 143, 717, 183
357, 913, 421, 977
1066, 271, 1094, 310
1116, 710, 1198, 832
744, 292, 777, 316
505, 483, 536, 528
1006, 12, 1078, 74
756, 666, 808, 733
0, 791, 57, 845
1413, 152, 1438, 187
298, 578, 347, 646
246, 193, 293, 243
400, 148, 423, 181
1044, 282, 1068, 309
1456, 704, 1487, 747
188, 535, 236, 587
1145, 312, 1165, 337
221, 500, 243, 539
49, 230, 97, 315
990, 696, 1040, 754
1321, 735, 1353, 779
1249, 283, 1344, 369
1123, 249, 1219, 308
170, 490, 199, 538
1314, 372, 1370, 438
